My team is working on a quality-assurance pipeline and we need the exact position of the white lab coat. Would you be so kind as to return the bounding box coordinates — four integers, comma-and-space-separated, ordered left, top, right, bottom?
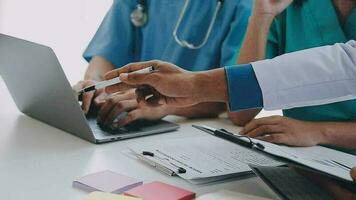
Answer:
252, 40, 356, 110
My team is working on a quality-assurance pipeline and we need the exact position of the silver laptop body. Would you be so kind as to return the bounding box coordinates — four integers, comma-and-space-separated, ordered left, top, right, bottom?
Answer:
0, 34, 179, 143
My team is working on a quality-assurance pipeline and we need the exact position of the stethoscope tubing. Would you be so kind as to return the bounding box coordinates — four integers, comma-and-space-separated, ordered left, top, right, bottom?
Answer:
173, 0, 223, 49
132, 0, 223, 49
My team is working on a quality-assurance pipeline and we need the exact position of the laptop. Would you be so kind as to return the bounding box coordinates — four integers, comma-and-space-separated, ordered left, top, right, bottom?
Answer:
0, 34, 179, 143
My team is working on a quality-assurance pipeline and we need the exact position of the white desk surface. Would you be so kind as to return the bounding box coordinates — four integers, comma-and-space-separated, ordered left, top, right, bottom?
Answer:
0, 79, 281, 200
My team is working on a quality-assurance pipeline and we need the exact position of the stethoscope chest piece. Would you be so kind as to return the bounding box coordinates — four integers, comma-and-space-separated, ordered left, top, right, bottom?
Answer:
131, 4, 148, 27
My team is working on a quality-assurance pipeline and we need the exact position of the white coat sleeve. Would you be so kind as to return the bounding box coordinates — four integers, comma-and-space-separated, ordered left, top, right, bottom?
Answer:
251, 40, 356, 110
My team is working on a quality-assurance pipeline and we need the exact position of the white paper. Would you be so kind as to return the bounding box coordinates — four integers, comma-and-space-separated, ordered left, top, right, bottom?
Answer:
248, 137, 356, 182
129, 136, 283, 181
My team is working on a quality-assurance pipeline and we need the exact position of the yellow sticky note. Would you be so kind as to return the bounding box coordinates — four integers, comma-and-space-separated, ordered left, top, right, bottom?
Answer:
84, 191, 142, 200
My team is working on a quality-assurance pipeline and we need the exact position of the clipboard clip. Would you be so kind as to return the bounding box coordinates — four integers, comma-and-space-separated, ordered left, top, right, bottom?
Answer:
193, 125, 265, 150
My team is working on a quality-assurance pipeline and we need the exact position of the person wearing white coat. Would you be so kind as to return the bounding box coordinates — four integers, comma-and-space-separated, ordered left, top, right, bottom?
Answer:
103, 40, 356, 152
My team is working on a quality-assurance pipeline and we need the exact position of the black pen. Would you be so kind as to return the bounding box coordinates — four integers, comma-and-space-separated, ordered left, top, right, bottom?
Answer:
192, 125, 264, 150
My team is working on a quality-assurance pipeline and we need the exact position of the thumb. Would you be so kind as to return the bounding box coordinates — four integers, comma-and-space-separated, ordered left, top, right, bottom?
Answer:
120, 72, 158, 86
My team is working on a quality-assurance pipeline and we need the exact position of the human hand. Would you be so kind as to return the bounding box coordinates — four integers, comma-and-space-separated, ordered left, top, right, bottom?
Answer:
97, 88, 174, 127
72, 80, 107, 114
241, 116, 324, 146
104, 60, 208, 108
352, 167, 356, 182
253, 0, 293, 18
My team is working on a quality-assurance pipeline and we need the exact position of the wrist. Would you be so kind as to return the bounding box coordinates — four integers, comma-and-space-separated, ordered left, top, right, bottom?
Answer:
163, 105, 181, 116
312, 123, 330, 145
192, 69, 228, 103
248, 14, 274, 34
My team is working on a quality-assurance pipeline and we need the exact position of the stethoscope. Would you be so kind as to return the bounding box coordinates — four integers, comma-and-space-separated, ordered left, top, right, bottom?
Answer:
130, 0, 224, 49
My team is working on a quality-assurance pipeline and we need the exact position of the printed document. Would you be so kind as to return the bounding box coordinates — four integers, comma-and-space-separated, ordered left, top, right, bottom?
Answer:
129, 136, 283, 182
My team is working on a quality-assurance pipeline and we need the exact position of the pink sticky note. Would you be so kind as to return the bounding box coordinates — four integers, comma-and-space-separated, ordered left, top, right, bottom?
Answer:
124, 181, 195, 200
73, 170, 143, 194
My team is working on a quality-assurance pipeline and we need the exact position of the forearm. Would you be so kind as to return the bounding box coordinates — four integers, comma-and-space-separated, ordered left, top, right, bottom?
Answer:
318, 122, 356, 149
84, 56, 115, 81
237, 14, 274, 64
170, 102, 226, 118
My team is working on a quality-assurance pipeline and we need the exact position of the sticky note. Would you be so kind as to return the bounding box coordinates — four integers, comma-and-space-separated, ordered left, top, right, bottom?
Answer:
84, 191, 142, 200
73, 170, 143, 194
124, 181, 195, 200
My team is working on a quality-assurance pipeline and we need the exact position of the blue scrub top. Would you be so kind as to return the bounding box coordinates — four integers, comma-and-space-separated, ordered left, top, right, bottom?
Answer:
83, 0, 252, 71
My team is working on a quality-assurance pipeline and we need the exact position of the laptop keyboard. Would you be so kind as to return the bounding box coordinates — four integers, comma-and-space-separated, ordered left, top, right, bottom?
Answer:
87, 117, 169, 135
253, 166, 333, 200
87, 118, 141, 135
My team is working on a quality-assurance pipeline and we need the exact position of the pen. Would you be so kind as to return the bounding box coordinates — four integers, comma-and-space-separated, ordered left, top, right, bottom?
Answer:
141, 151, 186, 175
79, 66, 156, 94
192, 125, 264, 150
136, 153, 177, 176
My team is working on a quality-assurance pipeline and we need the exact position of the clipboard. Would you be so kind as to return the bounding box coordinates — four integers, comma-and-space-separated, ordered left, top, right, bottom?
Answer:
193, 125, 356, 184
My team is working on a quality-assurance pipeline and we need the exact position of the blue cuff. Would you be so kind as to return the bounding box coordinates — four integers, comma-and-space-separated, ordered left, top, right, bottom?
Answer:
225, 64, 263, 112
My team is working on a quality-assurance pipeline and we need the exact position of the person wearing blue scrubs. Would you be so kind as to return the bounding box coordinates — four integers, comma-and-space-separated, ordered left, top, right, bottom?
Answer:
73, 0, 252, 127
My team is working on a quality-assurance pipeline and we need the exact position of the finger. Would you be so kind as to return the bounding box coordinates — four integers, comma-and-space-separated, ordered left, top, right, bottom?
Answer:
93, 90, 107, 107
138, 94, 195, 108
105, 90, 136, 103
259, 134, 288, 144
245, 125, 283, 138
104, 60, 161, 80
97, 98, 116, 123
103, 100, 137, 125
82, 92, 94, 114
241, 116, 283, 135
72, 82, 85, 101
112, 109, 142, 128
93, 95, 106, 107
105, 83, 136, 94
72, 82, 84, 92
119, 67, 163, 85
136, 85, 162, 106
351, 167, 356, 181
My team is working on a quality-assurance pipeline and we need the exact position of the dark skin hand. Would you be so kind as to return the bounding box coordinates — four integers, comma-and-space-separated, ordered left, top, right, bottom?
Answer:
74, 58, 226, 127
104, 60, 229, 107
